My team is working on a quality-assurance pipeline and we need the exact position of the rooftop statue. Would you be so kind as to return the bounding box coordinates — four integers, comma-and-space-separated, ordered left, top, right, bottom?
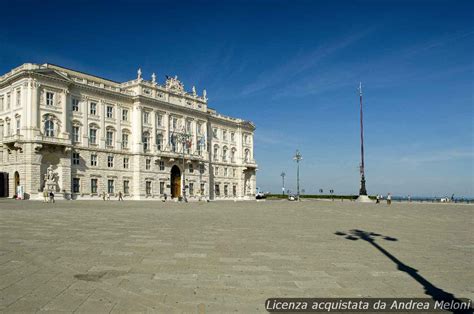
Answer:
165, 75, 184, 92
137, 68, 142, 80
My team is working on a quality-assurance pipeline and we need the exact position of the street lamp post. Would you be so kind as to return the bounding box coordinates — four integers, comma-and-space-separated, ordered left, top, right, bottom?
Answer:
280, 172, 286, 196
293, 150, 303, 200
358, 82, 368, 196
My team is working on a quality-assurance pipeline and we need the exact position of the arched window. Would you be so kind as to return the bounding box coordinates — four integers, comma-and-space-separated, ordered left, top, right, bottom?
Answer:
156, 133, 163, 151
89, 123, 99, 145
106, 127, 115, 147
143, 132, 150, 152
122, 129, 130, 149
213, 144, 219, 161
45, 120, 54, 137
222, 146, 228, 162
231, 148, 236, 163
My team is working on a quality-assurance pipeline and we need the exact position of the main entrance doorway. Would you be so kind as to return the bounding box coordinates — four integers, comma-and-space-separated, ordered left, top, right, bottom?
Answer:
170, 165, 181, 199
0, 172, 8, 197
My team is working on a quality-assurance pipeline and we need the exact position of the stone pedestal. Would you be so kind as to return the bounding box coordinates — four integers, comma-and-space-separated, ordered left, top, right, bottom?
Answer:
356, 195, 373, 203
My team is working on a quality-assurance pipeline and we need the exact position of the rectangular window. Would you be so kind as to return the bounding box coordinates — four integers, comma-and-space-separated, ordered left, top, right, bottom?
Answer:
215, 184, 220, 196
189, 164, 194, 173
232, 169, 236, 177
172, 117, 177, 129
72, 98, 79, 112
123, 180, 130, 195
122, 133, 129, 149
224, 168, 228, 177
200, 164, 205, 174
189, 183, 194, 196
90, 102, 97, 115
231, 132, 235, 142
213, 128, 218, 139
223, 130, 227, 141
156, 114, 162, 127
159, 181, 165, 194
108, 179, 114, 194
224, 185, 228, 196
107, 156, 114, 168
16, 119, 20, 135
156, 134, 163, 150
215, 167, 219, 176
200, 183, 205, 195
72, 152, 80, 165
122, 109, 128, 121
72, 178, 80, 193
186, 120, 192, 133
146, 158, 151, 170
106, 106, 113, 118
46, 92, 54, 106
143, 111, 149, 124
16, 90, 21, 107
72, 126, 80, 142
91, 154, 97, 166
159, 160, 165, 171
123, 157, 129, 169
233, 185, 237, 196
106, 131, 113, 146
89, 128, 97, 144
0, 97, 4, 111
6, 93, 10, 109
91, 178, 98, 194
145, 181, 152, 195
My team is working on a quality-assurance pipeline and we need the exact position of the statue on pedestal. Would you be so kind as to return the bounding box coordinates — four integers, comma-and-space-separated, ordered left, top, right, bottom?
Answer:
43, 165, 57, 192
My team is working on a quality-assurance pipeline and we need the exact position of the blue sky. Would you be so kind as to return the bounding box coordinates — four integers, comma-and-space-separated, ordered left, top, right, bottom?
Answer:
1, 0, 473, 197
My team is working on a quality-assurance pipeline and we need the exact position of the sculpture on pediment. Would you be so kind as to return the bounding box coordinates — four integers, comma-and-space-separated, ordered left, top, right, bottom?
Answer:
165, 75, 184, 92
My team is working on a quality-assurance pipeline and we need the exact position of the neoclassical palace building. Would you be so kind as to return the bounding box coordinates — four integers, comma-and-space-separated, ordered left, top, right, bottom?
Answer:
0, 63, 257, 200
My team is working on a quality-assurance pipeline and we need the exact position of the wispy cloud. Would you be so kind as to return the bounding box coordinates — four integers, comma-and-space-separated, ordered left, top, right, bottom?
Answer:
240, 28, 375, 96
399, 149, 474, 165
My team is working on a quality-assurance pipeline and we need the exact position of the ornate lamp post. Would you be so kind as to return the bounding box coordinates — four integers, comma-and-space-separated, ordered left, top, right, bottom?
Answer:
174, 128, 193, 202
293, 150, 303, 200
280, 172, 286, 196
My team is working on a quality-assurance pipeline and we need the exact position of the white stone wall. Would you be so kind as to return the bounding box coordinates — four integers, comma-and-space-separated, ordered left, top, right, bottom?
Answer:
0, 63, 257, 200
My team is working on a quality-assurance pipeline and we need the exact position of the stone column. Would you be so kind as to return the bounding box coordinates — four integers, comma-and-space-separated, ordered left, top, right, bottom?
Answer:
132, 103, 142, 153
82, 96, 89, 145
29, 80, 40, 137
61, 89, 69, 138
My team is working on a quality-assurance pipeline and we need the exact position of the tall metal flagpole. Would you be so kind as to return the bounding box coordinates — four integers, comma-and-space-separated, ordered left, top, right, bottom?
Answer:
358, 82, 368, 196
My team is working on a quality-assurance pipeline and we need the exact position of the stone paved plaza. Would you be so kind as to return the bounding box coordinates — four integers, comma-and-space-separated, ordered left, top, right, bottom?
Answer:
0, 199, 472, 313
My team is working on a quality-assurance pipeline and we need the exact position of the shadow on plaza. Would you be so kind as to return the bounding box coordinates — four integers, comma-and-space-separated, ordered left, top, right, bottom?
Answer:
335, 229, 473, 314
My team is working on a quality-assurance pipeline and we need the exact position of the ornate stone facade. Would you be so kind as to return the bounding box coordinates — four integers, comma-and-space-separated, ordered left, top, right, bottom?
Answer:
0, 63, 257, 200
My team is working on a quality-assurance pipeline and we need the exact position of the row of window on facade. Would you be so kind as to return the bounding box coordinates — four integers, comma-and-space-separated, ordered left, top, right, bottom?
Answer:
0, 89, 21, 111
72, 178, 210, 197
0, 117, 21, 138
212, 127, 252, 145
71, 151, 206, 173
71, 97, 206, 133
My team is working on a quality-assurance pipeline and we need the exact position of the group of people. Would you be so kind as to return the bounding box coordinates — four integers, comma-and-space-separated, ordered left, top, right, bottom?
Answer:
101, 191, 124, 201
42, 190, 55, 203
375, 193, 392, 205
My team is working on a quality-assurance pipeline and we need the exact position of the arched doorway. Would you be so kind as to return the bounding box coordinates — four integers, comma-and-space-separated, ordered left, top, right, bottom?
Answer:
14, 171, 20, 195
170, 165, 181, 199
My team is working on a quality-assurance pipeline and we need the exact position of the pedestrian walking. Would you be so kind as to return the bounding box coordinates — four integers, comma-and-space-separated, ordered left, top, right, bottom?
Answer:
102, 191, 106, 201
387, 193, 392, 205
118, 191, 123, 201
376, 194, 380, 204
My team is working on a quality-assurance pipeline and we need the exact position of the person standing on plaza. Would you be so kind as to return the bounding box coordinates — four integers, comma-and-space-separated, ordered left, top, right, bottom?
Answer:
118, 191, 123, 201
49, 191, 55, 203
376, 194, 380, 204
102, 191, 106, 201
387, 193, 392, 205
